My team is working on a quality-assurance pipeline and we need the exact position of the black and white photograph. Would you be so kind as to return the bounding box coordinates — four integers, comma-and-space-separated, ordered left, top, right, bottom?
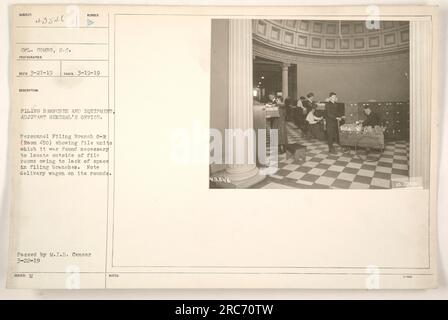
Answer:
210, 19, 417, 189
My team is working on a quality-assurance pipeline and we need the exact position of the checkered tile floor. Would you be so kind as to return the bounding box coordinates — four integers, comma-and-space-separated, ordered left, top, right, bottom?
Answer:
252, 122, 410, 189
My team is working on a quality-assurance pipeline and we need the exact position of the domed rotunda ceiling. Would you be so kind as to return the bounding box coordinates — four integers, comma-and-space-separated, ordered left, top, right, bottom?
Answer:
253, 19, 409, 58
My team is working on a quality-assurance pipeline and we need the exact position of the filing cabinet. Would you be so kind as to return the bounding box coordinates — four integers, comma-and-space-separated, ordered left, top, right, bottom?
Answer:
344, 101, 409, 141
345, 103, 358, 124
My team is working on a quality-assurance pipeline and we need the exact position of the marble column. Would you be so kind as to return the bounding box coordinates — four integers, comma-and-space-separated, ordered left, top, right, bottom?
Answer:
410, 20, 431, 188
222, 19, 265, 188
281, 63, 289, 98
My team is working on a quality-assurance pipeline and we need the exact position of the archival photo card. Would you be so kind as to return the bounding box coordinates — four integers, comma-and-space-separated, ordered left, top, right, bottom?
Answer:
6, 5, 439, 289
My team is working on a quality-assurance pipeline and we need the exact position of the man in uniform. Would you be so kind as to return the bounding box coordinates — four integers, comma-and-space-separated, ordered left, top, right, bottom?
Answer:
324, 92, 341, 154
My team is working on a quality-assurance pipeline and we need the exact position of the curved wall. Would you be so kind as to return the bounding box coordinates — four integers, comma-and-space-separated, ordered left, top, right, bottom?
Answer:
253, 20, 410, 102
296, 56, 409, 103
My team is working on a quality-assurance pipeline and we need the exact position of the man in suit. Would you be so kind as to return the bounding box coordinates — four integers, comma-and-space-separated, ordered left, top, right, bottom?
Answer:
324, 92, 341, 154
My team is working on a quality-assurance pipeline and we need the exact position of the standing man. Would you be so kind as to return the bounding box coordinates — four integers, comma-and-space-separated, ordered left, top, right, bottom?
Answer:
267, 93, 287, 154
275, 94, 288, 154
302, 93, 315, 136
324, 92, 341, 154
284, 96, 292, 121
295, 96, 307, 129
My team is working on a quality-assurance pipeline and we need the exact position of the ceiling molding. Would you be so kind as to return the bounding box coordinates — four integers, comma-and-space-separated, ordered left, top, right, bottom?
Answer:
253, 41, 409, 65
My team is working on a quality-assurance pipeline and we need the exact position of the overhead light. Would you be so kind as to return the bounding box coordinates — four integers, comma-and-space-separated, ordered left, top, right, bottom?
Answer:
258, 81, 261, 84
261, 76, 265, 79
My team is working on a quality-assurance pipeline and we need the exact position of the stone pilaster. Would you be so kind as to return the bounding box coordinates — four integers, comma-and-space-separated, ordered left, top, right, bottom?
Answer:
410, 20, 431, 188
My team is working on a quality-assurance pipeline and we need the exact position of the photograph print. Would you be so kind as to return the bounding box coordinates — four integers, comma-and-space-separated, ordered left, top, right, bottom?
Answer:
210, 19, 417, 190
